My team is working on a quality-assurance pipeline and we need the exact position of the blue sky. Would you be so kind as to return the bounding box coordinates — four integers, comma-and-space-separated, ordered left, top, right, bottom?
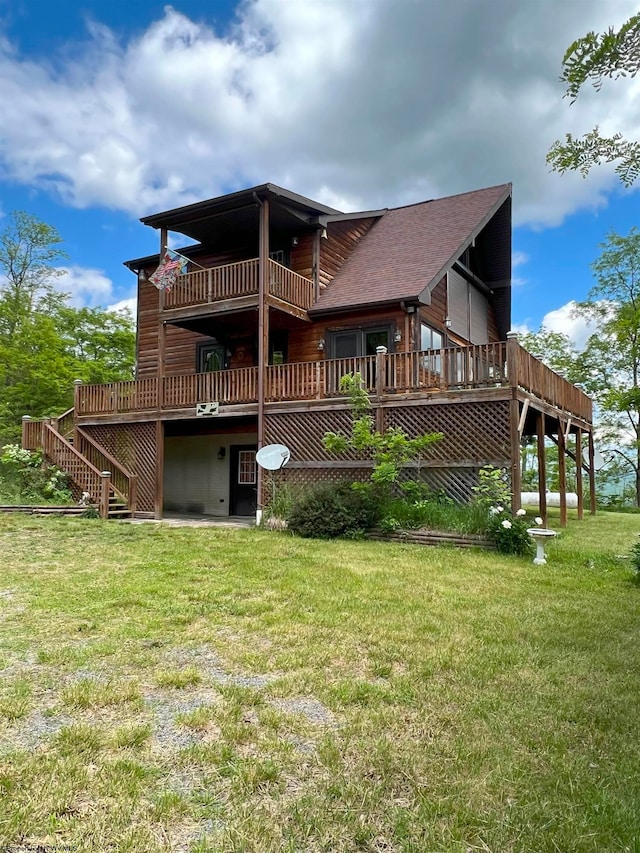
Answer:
0, 0, 638, 344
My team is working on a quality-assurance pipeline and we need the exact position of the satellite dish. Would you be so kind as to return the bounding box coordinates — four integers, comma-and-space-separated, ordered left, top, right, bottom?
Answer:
582, 446, 607, 471
256, 444, 291, 471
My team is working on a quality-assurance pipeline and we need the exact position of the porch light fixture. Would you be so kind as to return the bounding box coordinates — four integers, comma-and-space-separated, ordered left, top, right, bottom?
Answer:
291, 236, 299, 247
394, 329, 402, 343
444, 316, 452, 328
217, 447, 226, 460
139, 269, 148, 282
317, 338, 325, 351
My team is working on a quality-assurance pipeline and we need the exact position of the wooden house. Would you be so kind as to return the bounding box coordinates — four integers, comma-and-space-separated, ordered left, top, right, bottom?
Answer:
22, 182, 595, 524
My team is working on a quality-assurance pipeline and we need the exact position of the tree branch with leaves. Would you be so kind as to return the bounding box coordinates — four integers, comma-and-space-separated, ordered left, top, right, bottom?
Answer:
547, 12, 640, 186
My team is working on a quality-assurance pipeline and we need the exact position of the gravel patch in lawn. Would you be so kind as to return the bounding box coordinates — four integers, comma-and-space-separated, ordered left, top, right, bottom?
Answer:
165, 644, 279, 689
144, 686, 222, 752
0, 707, 72, 752
269, 696, 337, 727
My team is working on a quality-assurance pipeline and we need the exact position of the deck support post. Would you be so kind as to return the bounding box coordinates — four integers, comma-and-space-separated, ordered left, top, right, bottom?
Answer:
375, 346, 387, 433
537, 411, 547, 526
157, 227, 168, 411
257, 196, 270, 516
155, 420, 164, 519
509, 394, 522, 512
558, 421, 567, 527
575, 429, 584, 520
100, 471, 111, 520
588, 430, 597, 515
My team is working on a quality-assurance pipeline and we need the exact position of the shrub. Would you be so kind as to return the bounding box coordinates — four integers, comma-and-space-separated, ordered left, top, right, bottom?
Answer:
288, 482, 381, 539
486, 507, 533, 556
0, 444, 72, 504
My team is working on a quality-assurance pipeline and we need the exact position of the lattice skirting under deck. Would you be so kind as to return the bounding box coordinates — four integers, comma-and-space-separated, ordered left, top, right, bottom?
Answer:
264, 399, 513, 504
81, 422, 157, 514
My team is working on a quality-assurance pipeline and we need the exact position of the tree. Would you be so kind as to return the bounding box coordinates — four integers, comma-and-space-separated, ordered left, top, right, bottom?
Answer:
547, 12, 640, 186
0, 211, 135, 445
576, 228, 640, 505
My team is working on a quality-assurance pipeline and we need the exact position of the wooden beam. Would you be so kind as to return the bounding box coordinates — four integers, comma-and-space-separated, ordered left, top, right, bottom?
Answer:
558, 423, 567, 527
162, 294, 259, 324
265, 294, 311, 322
537, 411, 547, 526
155, 419, 164, 519
576, 429, 584, 521
588, 430, 597, 515
518, 398, 529, 437
510, 394, 522, 511
564, 417, 572, 441
257, 195, 269, 514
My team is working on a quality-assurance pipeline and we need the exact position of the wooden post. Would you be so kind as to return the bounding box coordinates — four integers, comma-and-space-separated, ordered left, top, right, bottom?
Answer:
510, 395, 522, 512
506, 331, 519, 391
129, 474, 138, 517
21, 416, 31, 451
375, 345, 387, 433
312, 227, 321, 301
257, 196, 270, 517
575, 429, 584, 521
558, 421, 567, 527
100, 471, 111, 520
537, 411, 547, 526
155, 420, 164, 519
588, 430, 597, 515
157, 227, 167, 409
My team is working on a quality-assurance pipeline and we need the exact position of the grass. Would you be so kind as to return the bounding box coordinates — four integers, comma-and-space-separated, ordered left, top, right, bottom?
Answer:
0, 510, 638, 852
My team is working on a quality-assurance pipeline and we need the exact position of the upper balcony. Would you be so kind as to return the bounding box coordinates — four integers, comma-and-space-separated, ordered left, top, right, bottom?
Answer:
160, 258, 315, 323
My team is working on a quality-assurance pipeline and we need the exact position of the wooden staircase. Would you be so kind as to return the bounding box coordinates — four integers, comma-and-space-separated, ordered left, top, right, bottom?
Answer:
22, 411, 137, 519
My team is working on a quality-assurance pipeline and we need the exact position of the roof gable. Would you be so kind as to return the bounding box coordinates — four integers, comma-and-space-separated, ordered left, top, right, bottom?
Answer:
310, 183, 511, 315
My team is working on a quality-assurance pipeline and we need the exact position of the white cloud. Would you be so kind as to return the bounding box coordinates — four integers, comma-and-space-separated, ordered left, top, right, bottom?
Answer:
541, 301, 599, 350
107, 296, 137, 319
54, 265, 114, 307
0, 1, 638, 227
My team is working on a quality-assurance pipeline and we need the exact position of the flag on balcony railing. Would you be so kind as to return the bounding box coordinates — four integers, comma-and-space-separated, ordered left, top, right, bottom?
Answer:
148, 250, 187, 291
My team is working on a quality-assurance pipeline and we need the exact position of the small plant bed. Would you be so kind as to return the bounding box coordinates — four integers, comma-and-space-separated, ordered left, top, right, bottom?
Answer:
0, 504, 92, 516
368, 527, 495, 549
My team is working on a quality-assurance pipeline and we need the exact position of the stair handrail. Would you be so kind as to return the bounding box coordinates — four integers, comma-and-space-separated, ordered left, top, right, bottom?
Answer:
74, 427, 137, 514
42, 423, 111, 516
52, 407, 75, 439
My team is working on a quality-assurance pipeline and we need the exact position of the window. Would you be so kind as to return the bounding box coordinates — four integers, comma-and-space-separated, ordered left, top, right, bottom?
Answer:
197, 340, 227, 373
420, 324, 443, 352
420, 324, 444, 375
328, 326, 391, 359
269, 330, 288, 366
269, 248, 290, 268
238, 450, 257, 485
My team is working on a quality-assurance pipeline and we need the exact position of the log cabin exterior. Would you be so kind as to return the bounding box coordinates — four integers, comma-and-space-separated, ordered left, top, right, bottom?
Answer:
22, 182, 595, 524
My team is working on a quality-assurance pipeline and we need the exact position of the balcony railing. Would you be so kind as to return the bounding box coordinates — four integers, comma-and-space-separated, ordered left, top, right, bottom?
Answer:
163, 258, 314, 312
72, 341, 592, 423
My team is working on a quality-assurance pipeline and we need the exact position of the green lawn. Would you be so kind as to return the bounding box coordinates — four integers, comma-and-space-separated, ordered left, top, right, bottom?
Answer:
0, 510, 639, 852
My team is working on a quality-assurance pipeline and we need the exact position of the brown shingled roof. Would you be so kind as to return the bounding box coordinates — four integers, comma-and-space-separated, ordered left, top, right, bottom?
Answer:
310, 183, 511, 315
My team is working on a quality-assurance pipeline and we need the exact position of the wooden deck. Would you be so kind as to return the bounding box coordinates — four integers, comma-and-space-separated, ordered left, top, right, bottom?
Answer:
70, 341, 592, 424
163, 258, 315, 313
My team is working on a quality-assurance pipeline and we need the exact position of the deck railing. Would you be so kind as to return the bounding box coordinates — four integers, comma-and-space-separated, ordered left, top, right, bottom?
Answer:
70, 341, 592, 423
161, 257, 315, 313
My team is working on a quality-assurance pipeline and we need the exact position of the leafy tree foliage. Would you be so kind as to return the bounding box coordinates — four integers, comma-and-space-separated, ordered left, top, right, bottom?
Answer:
522, 230, 640, 506
576, 228, 640, 505
0, 212, 135, 444
547, 12, 640, 186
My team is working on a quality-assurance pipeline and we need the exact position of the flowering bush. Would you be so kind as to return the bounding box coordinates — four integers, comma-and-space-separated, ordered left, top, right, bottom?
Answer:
0, 444, 72, 504
486, 506, 534, 556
